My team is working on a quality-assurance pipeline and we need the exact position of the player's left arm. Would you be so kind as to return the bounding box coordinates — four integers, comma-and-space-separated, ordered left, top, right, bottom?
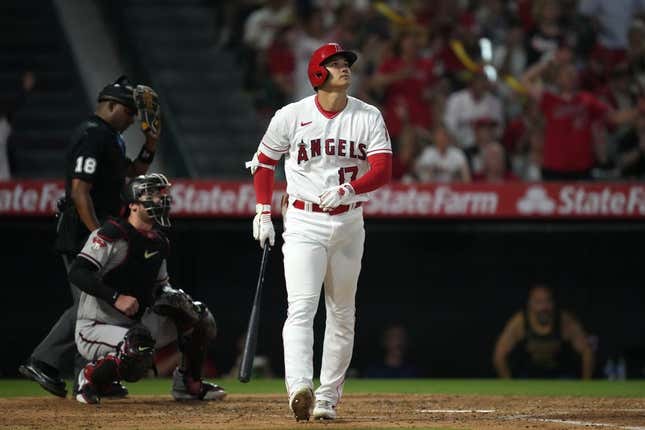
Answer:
562, 311, 594, 380
127, 133, 158, 177
319, 112, 392, 209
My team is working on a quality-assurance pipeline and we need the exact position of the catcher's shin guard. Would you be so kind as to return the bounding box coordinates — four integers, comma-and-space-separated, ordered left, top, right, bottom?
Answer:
177, 308, 217, 381
76, 354, 119, 404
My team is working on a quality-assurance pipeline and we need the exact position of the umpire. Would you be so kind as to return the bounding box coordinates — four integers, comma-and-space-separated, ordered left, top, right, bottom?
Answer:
18, 75, 161, 397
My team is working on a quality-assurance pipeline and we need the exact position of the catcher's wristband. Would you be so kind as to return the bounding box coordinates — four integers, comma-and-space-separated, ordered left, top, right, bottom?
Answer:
137, 146, 155, 164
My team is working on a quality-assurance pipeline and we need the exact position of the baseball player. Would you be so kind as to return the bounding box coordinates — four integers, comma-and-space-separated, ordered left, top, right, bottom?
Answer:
71, 173, 226, 404
246, 43, 392, 421
19, 76, 160, 398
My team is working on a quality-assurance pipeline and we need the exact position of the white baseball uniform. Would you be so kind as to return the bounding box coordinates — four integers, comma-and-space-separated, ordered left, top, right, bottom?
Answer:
256, 94, 391, 405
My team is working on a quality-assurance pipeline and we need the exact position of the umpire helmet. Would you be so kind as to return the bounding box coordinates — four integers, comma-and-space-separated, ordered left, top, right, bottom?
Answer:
123, 173, 172, 227
98, 75, 137, 111
308, 43, 357, 90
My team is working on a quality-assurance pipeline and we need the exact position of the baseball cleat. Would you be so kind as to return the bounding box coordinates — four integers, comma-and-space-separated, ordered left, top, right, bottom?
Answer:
171, 368, 227, 401
289, 386, 314, 421
18, 359, 67, 398
75, 370, 100, 404
313, 400, 337, 420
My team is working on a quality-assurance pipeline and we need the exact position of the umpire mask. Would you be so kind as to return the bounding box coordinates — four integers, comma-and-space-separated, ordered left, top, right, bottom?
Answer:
123, 173, 172, 227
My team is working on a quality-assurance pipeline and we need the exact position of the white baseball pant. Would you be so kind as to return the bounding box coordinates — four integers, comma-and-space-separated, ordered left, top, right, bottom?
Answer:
281, 203, 365, 405
75, 310, 177, 361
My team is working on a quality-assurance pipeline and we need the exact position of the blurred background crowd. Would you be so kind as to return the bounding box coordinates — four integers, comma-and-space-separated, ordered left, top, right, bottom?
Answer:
224, 0, 645, 183
4, 0, 645, 182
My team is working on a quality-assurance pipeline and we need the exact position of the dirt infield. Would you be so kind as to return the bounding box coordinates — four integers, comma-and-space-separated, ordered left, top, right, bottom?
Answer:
1, 394, 644, 430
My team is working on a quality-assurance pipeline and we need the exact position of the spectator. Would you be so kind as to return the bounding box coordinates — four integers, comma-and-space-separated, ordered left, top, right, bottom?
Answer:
391, 124, 423, 182
370, 31, 438, 139
243, 0, 292, 53
414, 124, 471, 183
259, 24, 296, 112
626, 19, 645, 86
475, 0, 512, 44
473, 141, 518, 182
617, 115, 645, 178
292, 7, 327, 101
0, 71, 35, 180
443, 72, 504, 150
493, 20, 528, 79
242, 0, 293, 90
493, 284, 594, 379
521, 48, 640, 180
469, 117, 500, 175
525, 0, 566, 66
578, 0, 645, 71
364, 323, 420, 378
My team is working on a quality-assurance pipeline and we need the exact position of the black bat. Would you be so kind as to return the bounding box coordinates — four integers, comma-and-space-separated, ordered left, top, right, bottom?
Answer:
238, 244, 271, 383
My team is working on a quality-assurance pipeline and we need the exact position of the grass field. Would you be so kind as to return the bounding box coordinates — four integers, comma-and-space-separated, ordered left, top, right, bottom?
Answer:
1, 378, 644, 430
1, 377, 644, 398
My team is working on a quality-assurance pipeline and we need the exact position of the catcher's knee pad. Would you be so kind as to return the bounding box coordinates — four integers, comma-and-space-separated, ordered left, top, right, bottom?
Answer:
153, 286, 217, 338
117, 325, 155, 382
196, 306, 217, 340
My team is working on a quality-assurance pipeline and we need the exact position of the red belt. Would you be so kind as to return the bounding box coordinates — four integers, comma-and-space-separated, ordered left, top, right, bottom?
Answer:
292, 199, 362, 215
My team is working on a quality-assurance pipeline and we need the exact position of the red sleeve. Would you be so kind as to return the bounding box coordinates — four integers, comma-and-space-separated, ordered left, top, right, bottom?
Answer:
584, 93, 610, 123
539, 91, 556, 116
253, 152, 278, 205
350, 153, 392, 194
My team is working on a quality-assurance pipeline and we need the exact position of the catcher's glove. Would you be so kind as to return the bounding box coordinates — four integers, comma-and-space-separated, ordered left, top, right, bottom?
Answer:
152, 286, 202, 329
134, 84, 161, 137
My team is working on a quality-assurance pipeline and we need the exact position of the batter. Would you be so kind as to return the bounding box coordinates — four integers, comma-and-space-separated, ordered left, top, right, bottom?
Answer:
247, 43, 392, 421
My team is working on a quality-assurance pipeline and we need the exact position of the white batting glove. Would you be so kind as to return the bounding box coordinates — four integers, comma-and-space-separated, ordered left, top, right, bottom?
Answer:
252, 204, 275, 248
319, 183, 355, 211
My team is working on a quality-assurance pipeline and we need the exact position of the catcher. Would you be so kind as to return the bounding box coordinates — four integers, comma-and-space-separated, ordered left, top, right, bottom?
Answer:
69, 173, 226, 404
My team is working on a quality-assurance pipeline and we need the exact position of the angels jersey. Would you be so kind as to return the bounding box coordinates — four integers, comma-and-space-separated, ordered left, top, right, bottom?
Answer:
258, 95, 392, 203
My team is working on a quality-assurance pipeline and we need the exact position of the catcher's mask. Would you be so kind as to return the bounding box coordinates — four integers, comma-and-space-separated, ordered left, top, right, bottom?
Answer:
98, 75, 137, 112
123, 173, 172, 227
308, 43, 357, 90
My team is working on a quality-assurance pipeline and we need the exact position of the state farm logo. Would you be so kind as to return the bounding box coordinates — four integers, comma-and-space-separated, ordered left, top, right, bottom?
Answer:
517, 186, 556, 215
517, 185, 645, 216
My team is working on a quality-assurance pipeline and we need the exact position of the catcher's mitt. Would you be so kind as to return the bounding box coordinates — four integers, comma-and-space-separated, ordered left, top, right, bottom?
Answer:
152, 286, 201, 328
134, 84, 161, 136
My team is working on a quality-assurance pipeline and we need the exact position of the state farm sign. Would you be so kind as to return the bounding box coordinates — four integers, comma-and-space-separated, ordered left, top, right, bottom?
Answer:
515, 185, 645, 217
1, 180, 644, 219
0, 181, 64, 215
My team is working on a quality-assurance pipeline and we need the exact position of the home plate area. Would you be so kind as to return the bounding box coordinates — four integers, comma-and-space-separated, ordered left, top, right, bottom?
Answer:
1, 394, 644, 429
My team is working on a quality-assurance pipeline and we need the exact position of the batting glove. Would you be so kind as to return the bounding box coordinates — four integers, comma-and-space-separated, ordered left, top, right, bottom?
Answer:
319, 183, 355, 211
253, 204, 275, 248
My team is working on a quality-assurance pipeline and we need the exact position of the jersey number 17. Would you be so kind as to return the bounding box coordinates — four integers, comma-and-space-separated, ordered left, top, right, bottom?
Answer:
338, 166, 358, 184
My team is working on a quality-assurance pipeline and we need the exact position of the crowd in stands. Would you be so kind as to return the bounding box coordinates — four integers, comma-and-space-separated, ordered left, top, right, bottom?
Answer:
217, 0, 645, 182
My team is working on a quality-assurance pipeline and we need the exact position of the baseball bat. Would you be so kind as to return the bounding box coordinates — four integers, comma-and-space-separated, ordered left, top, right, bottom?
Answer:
238, 244, 271, 383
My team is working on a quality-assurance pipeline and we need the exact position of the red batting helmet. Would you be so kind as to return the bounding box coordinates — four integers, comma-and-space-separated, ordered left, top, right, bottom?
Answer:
308, 43, 358, 89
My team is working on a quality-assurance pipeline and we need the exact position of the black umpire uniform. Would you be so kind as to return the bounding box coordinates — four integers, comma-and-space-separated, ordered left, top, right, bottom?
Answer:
19, 76, 158, 397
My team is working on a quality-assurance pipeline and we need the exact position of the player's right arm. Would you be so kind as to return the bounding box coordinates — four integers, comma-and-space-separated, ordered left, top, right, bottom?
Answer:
562, 311, 594, 380
246, 107, 289, 248
493, 312, 524, 378
70, 179, 100, 232
69, 132, 106, 232
68, 229, 139, 317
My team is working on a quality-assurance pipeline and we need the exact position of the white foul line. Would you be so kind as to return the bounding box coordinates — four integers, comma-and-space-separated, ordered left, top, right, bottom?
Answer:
531, 418, 645, 430
509, 416, 645, 430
